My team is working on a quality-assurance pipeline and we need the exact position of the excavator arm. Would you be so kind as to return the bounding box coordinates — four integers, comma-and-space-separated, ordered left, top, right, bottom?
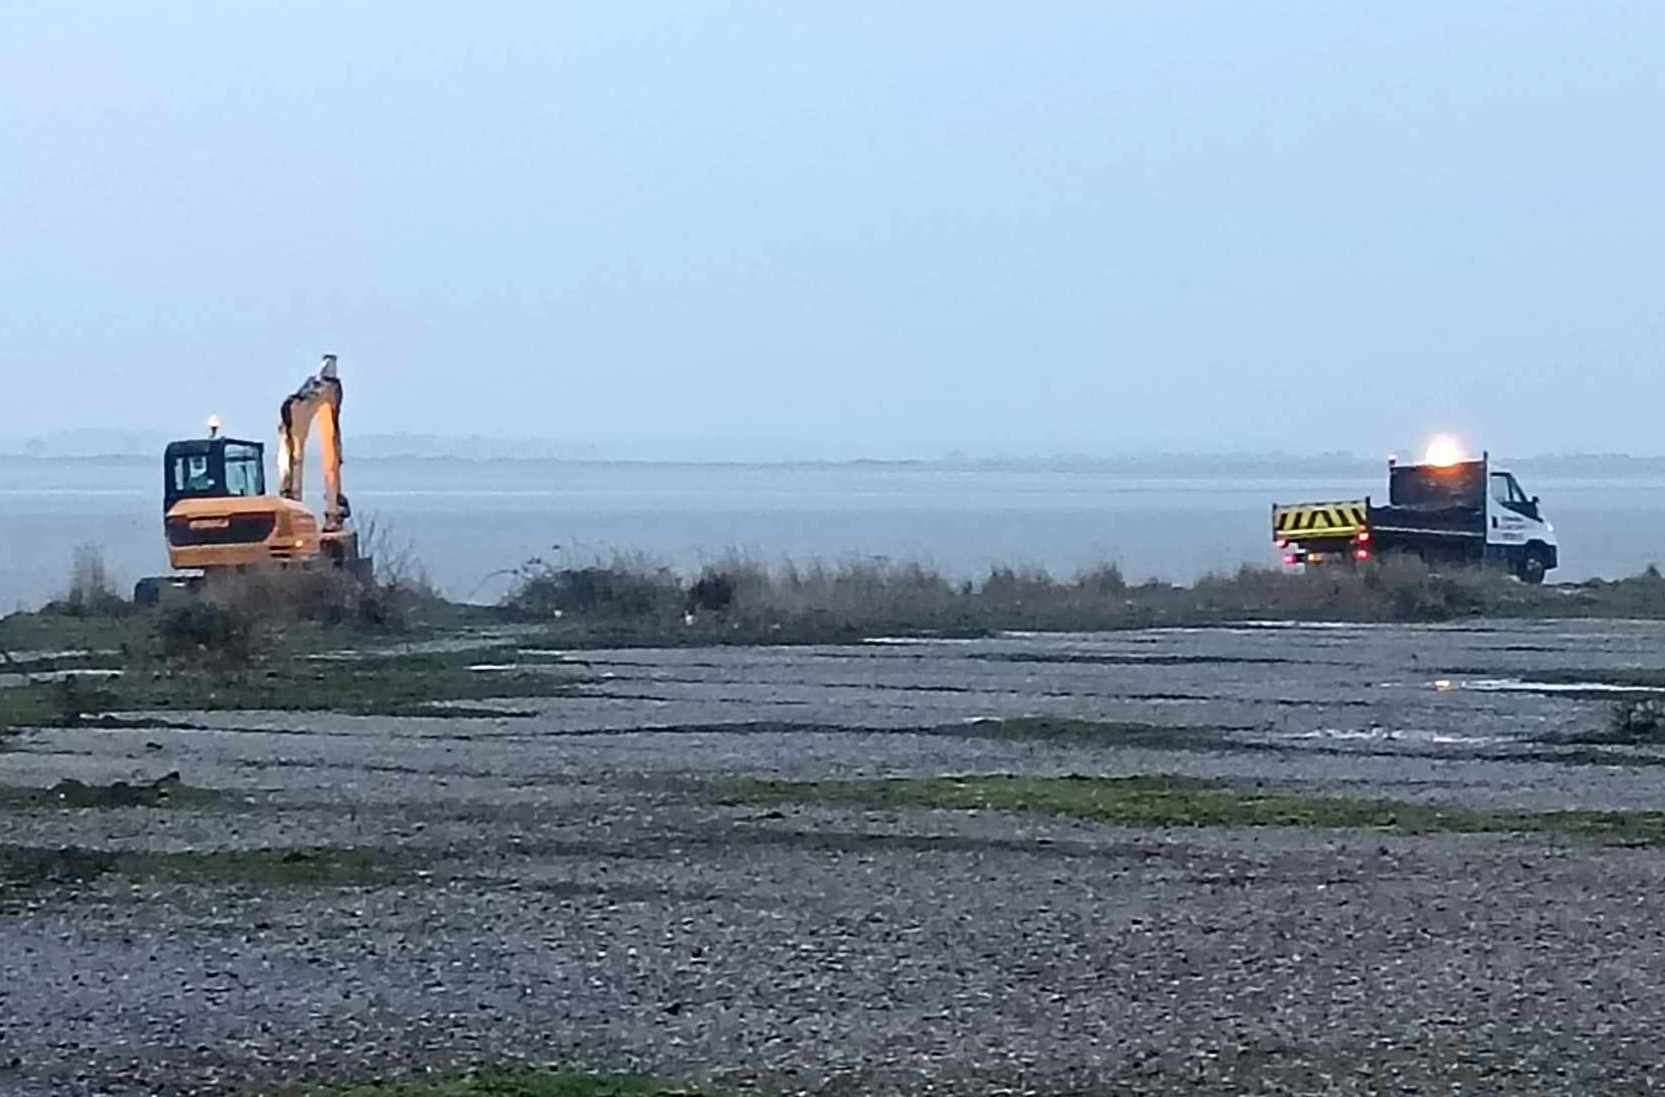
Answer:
277, 354, 350, 532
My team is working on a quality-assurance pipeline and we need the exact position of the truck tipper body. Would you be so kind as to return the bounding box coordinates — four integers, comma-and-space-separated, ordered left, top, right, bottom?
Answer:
1272, 452, 1559, 583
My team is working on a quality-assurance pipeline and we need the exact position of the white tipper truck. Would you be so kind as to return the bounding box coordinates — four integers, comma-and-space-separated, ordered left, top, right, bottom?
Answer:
1272, 446, 1560, 584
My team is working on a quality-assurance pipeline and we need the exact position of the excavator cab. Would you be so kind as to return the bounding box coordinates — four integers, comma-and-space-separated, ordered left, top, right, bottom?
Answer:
154, 428, 321, 584
162, 437, 267, 511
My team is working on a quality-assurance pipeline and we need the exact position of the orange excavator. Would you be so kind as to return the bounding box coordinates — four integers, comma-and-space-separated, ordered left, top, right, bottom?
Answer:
134, 355, 371, 605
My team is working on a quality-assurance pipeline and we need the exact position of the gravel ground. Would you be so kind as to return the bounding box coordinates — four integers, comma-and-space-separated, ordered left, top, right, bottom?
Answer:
5, 619, 1665, 1095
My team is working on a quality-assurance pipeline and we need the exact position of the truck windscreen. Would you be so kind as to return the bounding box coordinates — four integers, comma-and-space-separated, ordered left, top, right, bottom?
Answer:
1389, 461, 1485, 510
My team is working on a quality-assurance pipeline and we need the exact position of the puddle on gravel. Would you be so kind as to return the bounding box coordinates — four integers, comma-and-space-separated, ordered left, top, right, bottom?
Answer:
7, 648, 118, 662
1, 668, 125, 688
1437, 678, 1665, 696
1283, 726, 1511, 747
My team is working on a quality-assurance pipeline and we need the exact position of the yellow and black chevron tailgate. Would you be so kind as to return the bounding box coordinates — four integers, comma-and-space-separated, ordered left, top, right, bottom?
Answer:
1272, 501, 1368, 541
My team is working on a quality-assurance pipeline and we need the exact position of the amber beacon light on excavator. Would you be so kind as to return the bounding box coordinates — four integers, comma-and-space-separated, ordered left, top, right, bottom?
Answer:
134, 355, 372, 606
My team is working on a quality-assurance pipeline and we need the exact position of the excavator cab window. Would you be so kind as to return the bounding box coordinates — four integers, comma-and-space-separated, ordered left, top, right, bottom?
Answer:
177, 454, 214, 493
222, 443, 265, 496
163, 439, 267, 510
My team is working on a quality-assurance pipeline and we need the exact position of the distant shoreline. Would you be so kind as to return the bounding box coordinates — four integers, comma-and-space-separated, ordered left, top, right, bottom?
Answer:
8, 451, 1665, 476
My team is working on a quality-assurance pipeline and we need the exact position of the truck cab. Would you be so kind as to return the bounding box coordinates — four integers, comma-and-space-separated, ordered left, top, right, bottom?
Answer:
1484, 465, 1558, 582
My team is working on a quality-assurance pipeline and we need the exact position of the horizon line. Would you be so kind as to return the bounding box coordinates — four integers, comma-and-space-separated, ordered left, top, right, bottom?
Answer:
7, 449, 1665, 467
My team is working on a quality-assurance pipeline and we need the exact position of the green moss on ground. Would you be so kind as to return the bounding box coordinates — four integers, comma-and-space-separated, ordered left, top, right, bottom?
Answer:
735, 774, 1665, 846
0, 775, 224, 810
0, 844, 412, 889
0, 613, 153, 658
951, 717, 1259, 750
0, 648, 582, 728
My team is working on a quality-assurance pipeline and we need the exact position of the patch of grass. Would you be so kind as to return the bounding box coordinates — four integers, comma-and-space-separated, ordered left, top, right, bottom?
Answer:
0, 773, 224, 810
1509, 744, 1665, 767
0, 845, 117, 885
0, 612, 153, 658
0, 844, 406, 889
950, 717, 1252, 751
964, 718, 1665, 769
0, 690, 58, 733
294, 1070, 686, 1097
0, 672, 122, 731
1504, 668, 1665, 689
734, 774, 1665, 846
140, 846, 401, 886
0, 647, 584, 726
396, 703, 543, 719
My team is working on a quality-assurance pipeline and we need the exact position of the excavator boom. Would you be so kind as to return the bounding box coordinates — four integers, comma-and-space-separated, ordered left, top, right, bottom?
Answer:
277, 354, 350, 532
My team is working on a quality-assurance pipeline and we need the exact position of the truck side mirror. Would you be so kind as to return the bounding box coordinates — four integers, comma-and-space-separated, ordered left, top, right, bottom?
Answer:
1531, 495, 1540, 506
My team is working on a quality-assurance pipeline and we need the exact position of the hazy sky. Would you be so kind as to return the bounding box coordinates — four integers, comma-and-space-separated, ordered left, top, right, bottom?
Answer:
5, 3, 1662, 459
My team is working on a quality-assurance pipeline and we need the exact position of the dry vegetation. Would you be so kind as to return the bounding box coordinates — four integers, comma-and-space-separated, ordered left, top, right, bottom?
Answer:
499, 550, 1665, 641
141, 563, 454, 671
0, 543, 458, 691
39, 543, 131, 618
11, 543, 1665, 673
1574, 697, 1665, 745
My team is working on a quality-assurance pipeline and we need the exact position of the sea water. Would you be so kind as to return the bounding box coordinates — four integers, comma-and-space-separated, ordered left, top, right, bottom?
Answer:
2, 457, 1661, 609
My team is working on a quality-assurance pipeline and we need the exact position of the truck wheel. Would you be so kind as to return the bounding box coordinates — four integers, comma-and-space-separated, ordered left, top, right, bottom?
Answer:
1517, 548, 1550, 585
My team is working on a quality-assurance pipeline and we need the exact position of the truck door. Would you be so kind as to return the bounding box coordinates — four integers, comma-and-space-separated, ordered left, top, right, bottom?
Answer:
1486, 471, 1534, 546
